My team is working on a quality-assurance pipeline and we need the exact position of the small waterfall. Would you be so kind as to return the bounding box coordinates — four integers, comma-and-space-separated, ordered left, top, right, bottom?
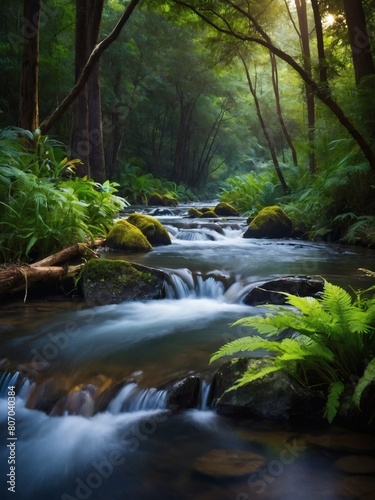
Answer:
175, 229, 216, 241
0, 371, 21, 398
164, 269, 228, 300
197, 379, 212, 411
108, 383, 168, 414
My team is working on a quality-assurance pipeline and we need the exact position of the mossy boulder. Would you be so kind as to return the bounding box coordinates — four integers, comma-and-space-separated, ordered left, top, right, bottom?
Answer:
243, 206, 292, 239
211, 357, 323, 421
105, 220, 152, 252
148, 193, 178, 207
127, 213, 171, 246
199, 210, 219, 219
214, 202, 240, 217
188, 207, 202, 218
80, 259, 164, 305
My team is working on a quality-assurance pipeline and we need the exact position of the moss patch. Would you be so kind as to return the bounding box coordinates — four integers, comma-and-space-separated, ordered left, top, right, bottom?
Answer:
148, 193, 178, 207
214, 202, 240, 217
188, 208, 202, 218
199, 210, 219, 219
81, 259, 163, 305
243, 206, 292, 239
127, 213, 171, 246
105, 220, 153, 252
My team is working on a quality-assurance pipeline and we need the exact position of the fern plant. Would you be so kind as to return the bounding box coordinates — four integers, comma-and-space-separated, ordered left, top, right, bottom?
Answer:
211, 280, 375, 423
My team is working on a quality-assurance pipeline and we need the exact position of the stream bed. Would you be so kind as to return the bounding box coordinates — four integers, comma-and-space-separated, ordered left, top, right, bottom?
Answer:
1, 209, 375, 499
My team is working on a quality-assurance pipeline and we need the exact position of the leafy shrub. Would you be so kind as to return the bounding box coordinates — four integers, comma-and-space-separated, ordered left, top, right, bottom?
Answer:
211, 280, 375, 423
0, 128, 127, 263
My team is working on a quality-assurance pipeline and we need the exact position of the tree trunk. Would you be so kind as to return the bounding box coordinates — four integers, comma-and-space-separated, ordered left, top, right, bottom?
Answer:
39, 0, 141, 136
239, 51, 289, 193
295, 0, 316, 173
343, 0, 375, 86
270, 52, 298, 166
19, 0, 41, 131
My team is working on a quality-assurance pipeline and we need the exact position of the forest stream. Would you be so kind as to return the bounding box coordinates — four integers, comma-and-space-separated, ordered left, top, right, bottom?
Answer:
1, 207, 375, 500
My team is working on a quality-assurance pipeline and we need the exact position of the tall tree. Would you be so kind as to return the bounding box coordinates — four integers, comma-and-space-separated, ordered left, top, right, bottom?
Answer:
343, 0, 375, 86
19, 0, 41, 131
71, 0, 105, 181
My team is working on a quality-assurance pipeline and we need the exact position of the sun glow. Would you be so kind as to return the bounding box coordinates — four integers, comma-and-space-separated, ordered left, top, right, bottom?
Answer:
323, 13, 336, 27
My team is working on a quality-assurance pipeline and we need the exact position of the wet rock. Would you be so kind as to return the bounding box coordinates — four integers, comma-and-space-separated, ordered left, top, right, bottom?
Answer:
167, 375, 201, 410
105, 219, 152, 252
148, 193, 178, 206
305, 432, 375, 452
148, 208, 174, 216
214, 202, 240, 217
335, 455, 375, 474
243, 206, 292, 239
80, 259, 164, 305
211, 358, 324, 421
244, 275, 324, 305
127, 213, 172, 246
199, 210, 219, 219
188, 207, 202, 218
192, 449, 266, 479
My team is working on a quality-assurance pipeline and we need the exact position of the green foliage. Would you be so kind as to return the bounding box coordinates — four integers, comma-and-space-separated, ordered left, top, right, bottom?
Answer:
219, 168, 282, 216
115, 164, 195, 204
0, 129, 127, 263
211, 280, 375, 423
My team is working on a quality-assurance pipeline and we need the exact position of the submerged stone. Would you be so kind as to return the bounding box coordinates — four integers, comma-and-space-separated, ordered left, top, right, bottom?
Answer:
105, 219, 152, 252
335, 455, 375, 474
127, 213, 171, 246
81, 259, 164, 305
192, 449, 266, 479
243, 205, 292, 239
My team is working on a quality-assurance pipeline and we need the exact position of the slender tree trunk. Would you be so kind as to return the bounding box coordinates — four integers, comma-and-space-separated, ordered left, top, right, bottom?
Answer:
343, 0, 375, 86
269, 52, 298, 166
311, 0, 330, 96
87, 0, 106, 183
239, 52, 289, 193
71, 0, 90, 177
19, 0, 41, 131
295, 0, 316, 173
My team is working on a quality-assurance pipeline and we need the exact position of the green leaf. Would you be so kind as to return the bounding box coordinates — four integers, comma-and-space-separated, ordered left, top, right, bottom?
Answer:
352, 358, 375, 408
324, 381, 345, 423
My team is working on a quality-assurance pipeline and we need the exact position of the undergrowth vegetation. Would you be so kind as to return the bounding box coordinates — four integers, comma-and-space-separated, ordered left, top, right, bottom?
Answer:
211, 278, 375, 423
220, 146, 375, 245
0, 128, 126, 263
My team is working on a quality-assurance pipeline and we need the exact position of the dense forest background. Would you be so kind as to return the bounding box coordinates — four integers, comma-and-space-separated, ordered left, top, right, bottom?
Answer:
1, 0, 375, 259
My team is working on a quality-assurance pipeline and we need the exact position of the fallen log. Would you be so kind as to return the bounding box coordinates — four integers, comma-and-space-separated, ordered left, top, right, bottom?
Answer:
0, 240, 103, 299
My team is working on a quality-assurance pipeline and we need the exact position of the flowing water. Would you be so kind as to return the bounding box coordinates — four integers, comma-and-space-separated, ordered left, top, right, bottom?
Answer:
1, 208, 375, 499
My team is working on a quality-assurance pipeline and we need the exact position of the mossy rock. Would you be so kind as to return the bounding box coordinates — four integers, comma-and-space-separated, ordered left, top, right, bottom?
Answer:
188, 207, 202, 218
199, 210, 219, 219
162, 195, 178, 207
214, 202, 240, 217
148, 193, 178, 207
105, 220, 152, 252
243, 206, 292, 239
147, 193, 164, 205
81, 259, 164, 305
127, 213, 171, 246
199, 207, 214, 213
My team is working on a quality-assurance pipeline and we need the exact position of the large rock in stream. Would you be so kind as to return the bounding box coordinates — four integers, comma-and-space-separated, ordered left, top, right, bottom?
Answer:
80, 259, 166, 305
244, 275, 324, 305
243, 206, 292, 239
211, 358, 324, 421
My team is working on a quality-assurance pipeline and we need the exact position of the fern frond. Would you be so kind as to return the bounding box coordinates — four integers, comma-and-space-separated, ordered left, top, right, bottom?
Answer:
228, 364, 282, 390
352, 358, 375, 408
210, 336, 281, 363
324, 381, 345, 423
